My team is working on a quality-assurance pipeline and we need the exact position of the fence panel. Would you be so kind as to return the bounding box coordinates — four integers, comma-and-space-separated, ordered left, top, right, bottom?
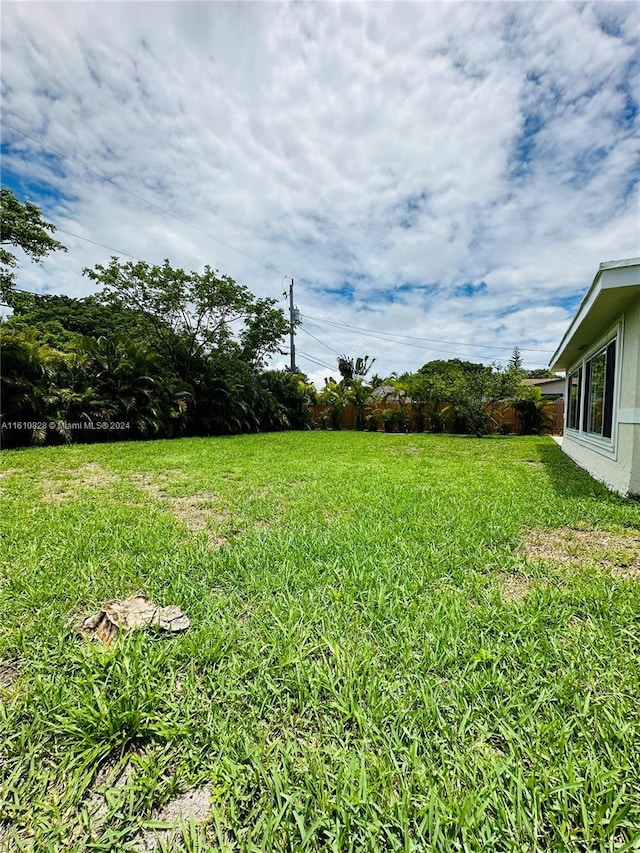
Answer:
310, 399, 565, 435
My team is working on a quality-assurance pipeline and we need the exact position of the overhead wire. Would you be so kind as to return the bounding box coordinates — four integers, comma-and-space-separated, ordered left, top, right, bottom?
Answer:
3, 121, 286, 275
303, 318, 349, 351
297, 311, 549, 366
301, 320, 519, 362
4, 124, 553, 366
296, 349, 337, 371
299, 324, 342, 356
54, 227, 145, 262
304, 313, 553, 353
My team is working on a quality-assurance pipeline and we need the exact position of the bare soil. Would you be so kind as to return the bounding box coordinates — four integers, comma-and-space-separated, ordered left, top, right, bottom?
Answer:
85, 760, 135, 822
133, 474, 229, 547
495, 572, 531, 602
0, 467, 19, 479
522, 527, 640, 580
0, 661, 18, 691
40, 463, 120, 502
132, 786, 212, 851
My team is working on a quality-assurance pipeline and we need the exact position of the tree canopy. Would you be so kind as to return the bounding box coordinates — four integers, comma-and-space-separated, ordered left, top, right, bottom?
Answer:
84, 258, 288, 382
337, 354, 375, 384
1, 188, 66, 296
2, 251, 296, 447
0, 189, 556, 445
6, 291, 149, 344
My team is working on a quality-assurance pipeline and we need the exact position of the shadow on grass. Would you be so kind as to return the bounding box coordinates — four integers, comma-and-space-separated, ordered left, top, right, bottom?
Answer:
536, 439, 629, 503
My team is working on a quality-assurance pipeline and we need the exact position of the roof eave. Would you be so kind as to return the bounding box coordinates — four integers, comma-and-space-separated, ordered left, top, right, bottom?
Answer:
550, 258, 640, 371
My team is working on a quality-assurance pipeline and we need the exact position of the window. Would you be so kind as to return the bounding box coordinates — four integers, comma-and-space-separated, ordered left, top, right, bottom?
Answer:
587, 350, 606, 434
585, 339, 616, 438
603, 339, 616, 439
567, 334, 617, 442
567, 366, 582, 430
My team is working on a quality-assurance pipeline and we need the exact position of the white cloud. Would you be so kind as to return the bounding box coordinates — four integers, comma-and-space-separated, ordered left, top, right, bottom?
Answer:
2, 1, 638, 380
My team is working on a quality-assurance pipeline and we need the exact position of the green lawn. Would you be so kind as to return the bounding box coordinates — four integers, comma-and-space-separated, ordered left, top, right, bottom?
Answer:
1, 433, 639, 851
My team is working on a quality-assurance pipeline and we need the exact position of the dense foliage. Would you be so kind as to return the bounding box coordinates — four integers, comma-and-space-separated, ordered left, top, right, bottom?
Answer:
0, 192, 315, 447
316, 354, 554, 437
1, 191, 556, 447
1, 284, 315, 447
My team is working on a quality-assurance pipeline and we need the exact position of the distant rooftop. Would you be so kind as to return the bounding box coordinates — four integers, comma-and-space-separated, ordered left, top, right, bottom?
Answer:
521, 377, 564, 386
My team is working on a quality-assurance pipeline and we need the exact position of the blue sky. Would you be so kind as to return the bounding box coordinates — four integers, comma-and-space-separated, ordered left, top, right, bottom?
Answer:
2, 1, 638, 381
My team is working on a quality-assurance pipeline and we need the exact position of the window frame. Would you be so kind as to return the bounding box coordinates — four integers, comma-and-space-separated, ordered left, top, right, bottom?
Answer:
564, 320, 622, 459
567, 365, 582, 431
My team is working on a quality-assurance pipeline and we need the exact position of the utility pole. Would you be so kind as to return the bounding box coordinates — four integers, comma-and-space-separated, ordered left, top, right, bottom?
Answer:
289, 278, 297, 373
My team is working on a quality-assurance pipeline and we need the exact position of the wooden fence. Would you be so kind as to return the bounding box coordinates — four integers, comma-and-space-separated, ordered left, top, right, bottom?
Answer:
310, 398, 564, 435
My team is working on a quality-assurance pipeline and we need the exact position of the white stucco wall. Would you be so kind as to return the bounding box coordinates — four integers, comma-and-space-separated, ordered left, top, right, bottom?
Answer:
562, 424, 638, 495
561, 296, 640, 497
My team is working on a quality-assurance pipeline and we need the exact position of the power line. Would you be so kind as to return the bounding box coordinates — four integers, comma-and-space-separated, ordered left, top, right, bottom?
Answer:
301, 314, 547, 368
55, 227, 145, 262
305, 313, 553, 354
3, 122, 286, 276
304, 318, 348, 351
299, 324, 341, 356
297, 350, 335, 370
301, 319, 518, 362
296, 349, 337, 371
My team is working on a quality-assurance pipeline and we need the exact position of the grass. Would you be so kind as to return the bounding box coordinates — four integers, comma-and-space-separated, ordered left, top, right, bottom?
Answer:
1, 432, 639, 851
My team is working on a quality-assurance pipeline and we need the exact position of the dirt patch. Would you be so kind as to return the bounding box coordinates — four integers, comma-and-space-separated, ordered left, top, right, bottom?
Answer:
131, 786, 211, 851
525, 460, 545, 468
495, 572, 531, 603
41, 463, 120, 502
522, 528, 640, 579
0, 467, 19, 479
133, 475, 229, 548
85, 760, 135, 822
131, 469, 184, 489
0, 661, 18, 691
167, 495, 229, 538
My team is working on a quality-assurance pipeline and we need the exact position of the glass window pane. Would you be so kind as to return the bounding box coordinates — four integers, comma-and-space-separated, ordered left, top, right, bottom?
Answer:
568, 368, 581, 430
587, 351, 606, 434
603, 340, 616, 439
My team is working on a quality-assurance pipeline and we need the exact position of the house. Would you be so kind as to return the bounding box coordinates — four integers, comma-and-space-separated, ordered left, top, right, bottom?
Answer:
370, 384, 409, 404
520, 377, 566, 398
550, 257, 640, 498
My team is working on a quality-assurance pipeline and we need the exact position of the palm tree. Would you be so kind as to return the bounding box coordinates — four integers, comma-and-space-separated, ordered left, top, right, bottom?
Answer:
0, 324, 67, 445
337, 354, 375, 383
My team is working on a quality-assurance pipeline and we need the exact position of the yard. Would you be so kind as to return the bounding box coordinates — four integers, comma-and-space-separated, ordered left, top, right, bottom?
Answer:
1, 432, 639, 851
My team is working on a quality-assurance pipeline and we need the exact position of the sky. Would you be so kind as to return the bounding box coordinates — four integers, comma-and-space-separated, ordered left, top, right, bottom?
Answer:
2, 1, 639, 383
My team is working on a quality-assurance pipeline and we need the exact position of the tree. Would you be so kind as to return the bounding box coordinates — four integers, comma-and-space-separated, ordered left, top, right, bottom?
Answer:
258, 370, 315, 430
418, 358, 485, 378
344, 377, 373, 430
337, 354, 375, 384
73, 334, 191, 439
318, 378, 348, 429
509, 346, 523, 370
1, 188, 66, 296
239, 297, 290, 369
511, 385, 553, 435
0, 322, 67, 446
5, 291, 150, 345
523, 368, 557, 379
83, 258, 288, 382
449, 363, 520, 437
